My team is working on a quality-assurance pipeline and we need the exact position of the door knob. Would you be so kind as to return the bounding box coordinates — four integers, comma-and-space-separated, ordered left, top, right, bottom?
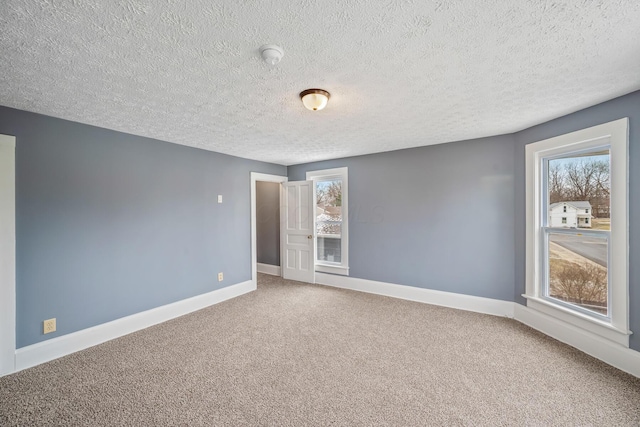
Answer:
307, 235, 313, 239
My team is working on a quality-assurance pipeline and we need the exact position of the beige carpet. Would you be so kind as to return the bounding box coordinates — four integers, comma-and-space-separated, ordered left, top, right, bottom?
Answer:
1, 274, 639, 426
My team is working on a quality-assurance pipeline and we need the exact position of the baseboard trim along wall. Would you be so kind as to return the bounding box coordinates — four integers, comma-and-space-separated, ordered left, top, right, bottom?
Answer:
13, 280, 254, 374
314, 273, 515, 318
10, 273, 639, 379
513, 304, 640, 378
257, 263, 281, 276
314, 273, 640, 378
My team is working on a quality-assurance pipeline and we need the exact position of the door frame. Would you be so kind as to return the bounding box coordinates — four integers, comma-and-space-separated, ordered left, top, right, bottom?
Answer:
250, 172, 287, 288
0, 134, 16, 376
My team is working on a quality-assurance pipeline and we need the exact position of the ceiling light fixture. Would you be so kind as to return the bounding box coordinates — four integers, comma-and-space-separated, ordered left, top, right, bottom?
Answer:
300, 89, 330, 111
259, 44, 284, 65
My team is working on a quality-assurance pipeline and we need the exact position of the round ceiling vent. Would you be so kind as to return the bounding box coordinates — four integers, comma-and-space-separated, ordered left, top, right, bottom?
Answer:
259, 45, 284, 65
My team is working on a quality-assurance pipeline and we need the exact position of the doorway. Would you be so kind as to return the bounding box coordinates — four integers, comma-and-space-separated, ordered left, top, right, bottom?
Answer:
250, 173, 287, 287
256, 181, 282, 276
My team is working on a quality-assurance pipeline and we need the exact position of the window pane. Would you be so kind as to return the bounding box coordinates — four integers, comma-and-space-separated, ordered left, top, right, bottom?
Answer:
547, 232, 608, 316
547, 151, 610, 230
316, 178, 342, 263
317, 234, 341, 263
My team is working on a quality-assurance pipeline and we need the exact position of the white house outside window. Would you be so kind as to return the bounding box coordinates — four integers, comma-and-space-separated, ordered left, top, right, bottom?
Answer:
525, 118, 630, 346
306, 167, 349, 276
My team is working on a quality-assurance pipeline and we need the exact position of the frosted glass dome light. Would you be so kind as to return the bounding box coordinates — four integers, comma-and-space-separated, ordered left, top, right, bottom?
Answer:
300, 89, 330, 111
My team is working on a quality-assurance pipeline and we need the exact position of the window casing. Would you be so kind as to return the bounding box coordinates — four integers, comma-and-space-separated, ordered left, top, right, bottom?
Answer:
525, 118, 630, 346
306, 167, 349, 276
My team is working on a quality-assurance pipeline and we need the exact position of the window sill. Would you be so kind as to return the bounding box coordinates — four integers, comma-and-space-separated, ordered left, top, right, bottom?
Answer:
523, 295, 631, 347
315, 264, 349, 276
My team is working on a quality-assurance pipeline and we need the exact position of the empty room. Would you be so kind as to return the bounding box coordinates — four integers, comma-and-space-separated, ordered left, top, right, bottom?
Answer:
1, 1, 639, 425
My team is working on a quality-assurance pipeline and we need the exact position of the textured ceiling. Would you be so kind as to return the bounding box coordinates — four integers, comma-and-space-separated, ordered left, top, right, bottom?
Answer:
1, 1, 639, 165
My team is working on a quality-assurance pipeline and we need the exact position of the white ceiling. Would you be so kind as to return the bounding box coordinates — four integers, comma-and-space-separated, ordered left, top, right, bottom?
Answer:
1, 1, 639, 166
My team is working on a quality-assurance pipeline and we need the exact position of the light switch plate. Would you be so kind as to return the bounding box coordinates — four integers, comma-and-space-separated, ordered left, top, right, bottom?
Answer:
217, 195, 222, 203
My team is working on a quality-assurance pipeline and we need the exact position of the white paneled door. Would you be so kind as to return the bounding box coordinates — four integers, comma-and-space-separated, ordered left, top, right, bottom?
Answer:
281, 181, 315, 283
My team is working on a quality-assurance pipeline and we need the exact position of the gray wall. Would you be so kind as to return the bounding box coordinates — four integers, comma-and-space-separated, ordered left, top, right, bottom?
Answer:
256, 181, 280, 266
290, 90, 639, 351
0, 106, 285, 348
3, 89, 638, 351
514, 90, 640, 351
288, 134, 517, 301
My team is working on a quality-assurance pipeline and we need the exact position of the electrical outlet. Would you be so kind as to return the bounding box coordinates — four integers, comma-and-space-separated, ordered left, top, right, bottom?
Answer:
217, 195, 222, 203
43, 318, 56, 334
218, 272, 223, 282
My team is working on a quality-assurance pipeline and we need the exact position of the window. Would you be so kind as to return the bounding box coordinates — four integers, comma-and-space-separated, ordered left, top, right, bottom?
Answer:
306, 167, 349, 276
545, 150, 610, 316
525, 118, 630, 346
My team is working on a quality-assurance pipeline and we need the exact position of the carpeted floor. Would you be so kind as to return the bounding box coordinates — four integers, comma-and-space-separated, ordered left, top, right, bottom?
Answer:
1, 273, 639, 426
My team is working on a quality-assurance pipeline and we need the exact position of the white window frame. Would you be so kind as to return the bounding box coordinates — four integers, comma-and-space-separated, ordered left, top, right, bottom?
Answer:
306, 167, 349, 276
525, 118, 630, 347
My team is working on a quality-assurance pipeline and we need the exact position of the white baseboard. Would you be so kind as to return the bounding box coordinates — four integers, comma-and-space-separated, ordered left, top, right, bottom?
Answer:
13, 280, 254, 374
257, 263, 281, 276
513, 304, 640, 378
314, 273, 515, 318
10, 273, 639, 379
314, 273, 640, 378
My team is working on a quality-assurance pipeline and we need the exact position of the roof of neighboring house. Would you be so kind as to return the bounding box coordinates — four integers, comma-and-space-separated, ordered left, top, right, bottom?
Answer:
316, 212, 342, 235
550, 201, 592, 210
317, 213, 341, 222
